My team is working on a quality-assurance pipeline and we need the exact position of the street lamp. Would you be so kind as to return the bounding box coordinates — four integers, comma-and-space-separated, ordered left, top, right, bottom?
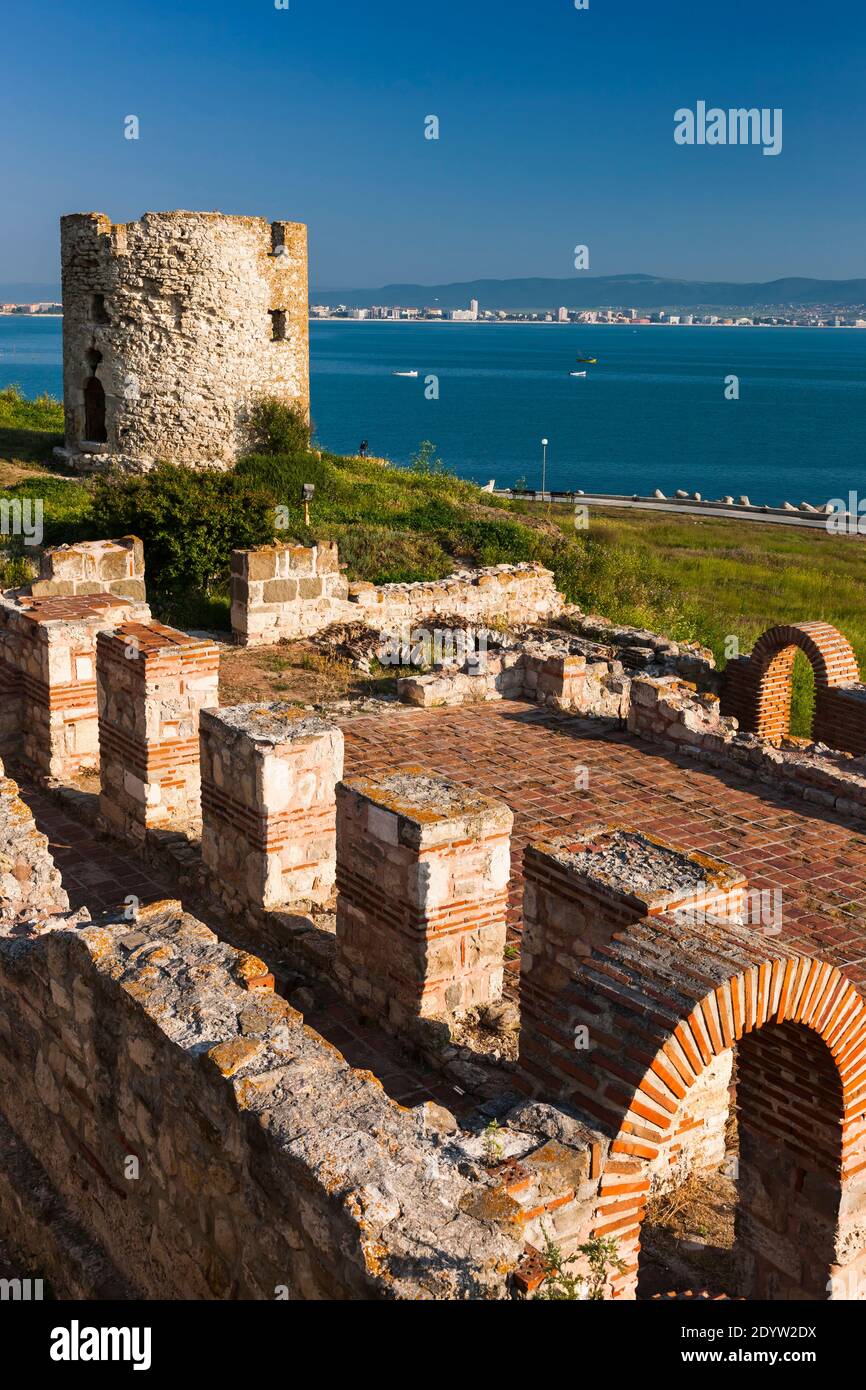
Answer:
301, 482, 315, 526
541, 439, 549, 497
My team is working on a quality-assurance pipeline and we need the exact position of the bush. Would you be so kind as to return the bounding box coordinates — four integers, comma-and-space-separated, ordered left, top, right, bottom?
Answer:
88, 464, 277, 604
247, 399, 313, 456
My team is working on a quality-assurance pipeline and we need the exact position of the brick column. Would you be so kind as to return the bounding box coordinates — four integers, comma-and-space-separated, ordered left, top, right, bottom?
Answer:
0, 591, 147, 780
200, 704, 344, 909
519, 825, 747, 1182
335, 770, 512, 1026
96, 621, 219, 840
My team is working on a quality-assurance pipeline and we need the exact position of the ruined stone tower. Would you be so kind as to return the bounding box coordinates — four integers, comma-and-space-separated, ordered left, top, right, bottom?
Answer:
59, 211, 309, 473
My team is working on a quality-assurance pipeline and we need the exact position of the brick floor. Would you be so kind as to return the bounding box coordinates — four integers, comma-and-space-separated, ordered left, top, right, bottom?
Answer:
341, 700, 866, 991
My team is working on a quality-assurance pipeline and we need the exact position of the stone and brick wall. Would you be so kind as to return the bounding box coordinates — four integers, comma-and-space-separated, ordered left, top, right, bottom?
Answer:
335, 771, 512, 1027
60, 211, 309, 474
0, 590, 149, 780
30, 537, 146, 604
96, 622, 219, 840
200, 704, 344, 909
518, 826, 746, 1195
516, 840, 866, 1300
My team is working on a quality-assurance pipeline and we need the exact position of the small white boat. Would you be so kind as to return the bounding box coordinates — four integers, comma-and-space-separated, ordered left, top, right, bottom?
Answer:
569, 370, 587, 378
392, 369, 419, 377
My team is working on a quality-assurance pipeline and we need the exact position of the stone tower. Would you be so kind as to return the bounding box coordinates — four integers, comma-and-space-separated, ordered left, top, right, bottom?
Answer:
59, 211, 309, 473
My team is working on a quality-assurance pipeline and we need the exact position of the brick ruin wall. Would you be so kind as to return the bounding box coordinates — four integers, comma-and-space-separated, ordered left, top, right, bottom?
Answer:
2, 537, 866, 1297
60, 211, 309, 474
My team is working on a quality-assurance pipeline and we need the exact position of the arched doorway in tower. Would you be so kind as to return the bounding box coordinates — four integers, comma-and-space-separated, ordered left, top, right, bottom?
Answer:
84, 374, 107, 443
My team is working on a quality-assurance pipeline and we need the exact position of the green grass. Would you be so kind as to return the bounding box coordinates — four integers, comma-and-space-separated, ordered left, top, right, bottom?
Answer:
0, 385, 65, 462
1, 391, 863, 735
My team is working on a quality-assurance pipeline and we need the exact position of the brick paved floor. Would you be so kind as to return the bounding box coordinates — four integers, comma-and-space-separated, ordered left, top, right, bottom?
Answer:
341, 700, 866, 991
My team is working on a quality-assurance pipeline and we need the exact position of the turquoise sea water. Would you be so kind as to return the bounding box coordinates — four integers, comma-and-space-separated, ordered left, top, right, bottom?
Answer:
2, 316, 865, 506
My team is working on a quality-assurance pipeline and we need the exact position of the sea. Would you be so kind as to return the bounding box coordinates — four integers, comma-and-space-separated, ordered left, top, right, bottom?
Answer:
2, 315, 865, 507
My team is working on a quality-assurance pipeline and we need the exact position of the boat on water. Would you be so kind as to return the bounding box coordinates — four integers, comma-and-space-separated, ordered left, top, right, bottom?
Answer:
392, 369, 419, 377
575, 355, 597, 363
569, 370, 587, 378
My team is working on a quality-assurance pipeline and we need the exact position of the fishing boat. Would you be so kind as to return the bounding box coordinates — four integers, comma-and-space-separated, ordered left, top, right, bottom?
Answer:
392, 369, 419, 377
569, 370, 587, 378
575, 355, 597, 364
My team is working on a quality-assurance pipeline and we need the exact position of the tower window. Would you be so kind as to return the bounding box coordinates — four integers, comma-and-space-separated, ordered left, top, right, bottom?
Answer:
269, 309, 287, 341
91, 294, 110, 324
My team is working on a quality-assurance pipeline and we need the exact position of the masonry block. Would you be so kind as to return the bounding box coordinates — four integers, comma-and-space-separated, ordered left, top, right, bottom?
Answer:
96, 622, 219, 840
200, 704, 344, 908
0, 591, 149, 780
230, 541, 351, 646
335, 769, 513, 1024
30, 536, 146, 604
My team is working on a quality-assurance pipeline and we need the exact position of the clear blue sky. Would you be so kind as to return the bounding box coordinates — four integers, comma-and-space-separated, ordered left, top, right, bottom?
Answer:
3, 0, 865, 289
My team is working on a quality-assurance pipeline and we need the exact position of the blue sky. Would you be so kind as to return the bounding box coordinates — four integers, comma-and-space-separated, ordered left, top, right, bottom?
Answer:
3, 0, 865, 288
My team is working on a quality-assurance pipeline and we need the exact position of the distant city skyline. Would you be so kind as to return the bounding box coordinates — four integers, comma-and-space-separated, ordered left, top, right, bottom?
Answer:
3, 0, 865, 287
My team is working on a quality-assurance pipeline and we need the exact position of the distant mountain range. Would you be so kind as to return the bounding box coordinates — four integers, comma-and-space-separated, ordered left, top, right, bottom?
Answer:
312, 273, 866, 311
4, 273, 865, 312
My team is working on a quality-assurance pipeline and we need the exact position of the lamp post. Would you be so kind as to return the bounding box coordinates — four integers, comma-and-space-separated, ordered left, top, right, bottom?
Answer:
301, 483, 315, 527
541, 439, 549, 497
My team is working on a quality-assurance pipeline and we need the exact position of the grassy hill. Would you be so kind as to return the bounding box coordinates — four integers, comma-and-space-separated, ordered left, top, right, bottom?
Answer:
2, 383, 865, 735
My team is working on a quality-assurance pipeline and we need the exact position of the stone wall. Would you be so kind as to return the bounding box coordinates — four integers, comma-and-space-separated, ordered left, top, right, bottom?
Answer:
231, 541, 351, 646
59, 211, 309, 474
0, 590, 149, 780
0, 756, 74, 931
0, 900, 531, 1299
335, 771, 512, 1027
30, 537, 146, 604
348, 562, 565, 630
629, 674, 866, 821
96, 621, 220, 840
200, 704, 344, 909
230, 548, 564, 649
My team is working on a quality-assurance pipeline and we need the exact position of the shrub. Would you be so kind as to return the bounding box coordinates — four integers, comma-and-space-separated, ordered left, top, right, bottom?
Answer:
88, 464, 277, 602
247, 398, 313, 456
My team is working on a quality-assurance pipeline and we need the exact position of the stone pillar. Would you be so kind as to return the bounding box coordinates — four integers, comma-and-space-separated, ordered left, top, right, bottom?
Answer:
230, 541, 350, 647
518, 825, 747, 1180
0, 591, 148, 780
335, 770, 512, 1026
30, 536, 146, 603
199, 704, 343, 910
96, 621, 219, 840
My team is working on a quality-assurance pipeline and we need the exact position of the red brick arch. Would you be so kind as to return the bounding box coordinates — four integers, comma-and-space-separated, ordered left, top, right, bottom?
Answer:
560, 917, 866, 1299
721, 621, 865, 751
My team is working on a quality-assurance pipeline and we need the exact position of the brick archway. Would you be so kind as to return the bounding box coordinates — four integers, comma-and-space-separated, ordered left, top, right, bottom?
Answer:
721, 621, 864, 750
575, 922, 866, 1299
519, 898, 866, 1300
